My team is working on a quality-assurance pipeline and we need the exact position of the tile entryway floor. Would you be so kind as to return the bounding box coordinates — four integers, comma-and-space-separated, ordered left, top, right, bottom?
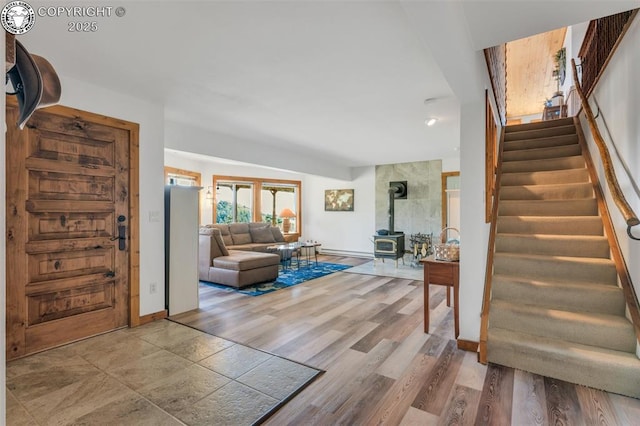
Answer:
6, 320, 321, 425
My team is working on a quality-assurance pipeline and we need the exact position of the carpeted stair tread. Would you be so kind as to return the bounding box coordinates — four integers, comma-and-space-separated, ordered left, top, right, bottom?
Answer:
501, 155, 585, 173
505, 118, 574, 132
503, 134, 578, 151
499, 198, 597, 216
489, 300, 636, 353
493, 252, 617, 284
492, 274, 625, 315
496, 216, 603, 235
499, 182, 594, 200
487, 327, 640, 398
495, 233, 610, 258
504, 125, 576, 142
502, 144, 582, 162
489, 119, 640, 397
501, 169, 590, 186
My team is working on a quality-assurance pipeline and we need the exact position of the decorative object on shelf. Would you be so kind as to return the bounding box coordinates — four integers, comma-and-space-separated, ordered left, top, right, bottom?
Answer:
434, 227, 460, 261
324, 189, 354, 211
279, 208, 296, 232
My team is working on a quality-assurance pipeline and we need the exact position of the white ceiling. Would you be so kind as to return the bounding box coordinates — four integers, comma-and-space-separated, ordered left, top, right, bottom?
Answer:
20, 1, 640, 174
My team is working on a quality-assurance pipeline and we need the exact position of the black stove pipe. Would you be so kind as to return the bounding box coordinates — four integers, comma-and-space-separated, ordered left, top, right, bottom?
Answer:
388, 186, 399, 234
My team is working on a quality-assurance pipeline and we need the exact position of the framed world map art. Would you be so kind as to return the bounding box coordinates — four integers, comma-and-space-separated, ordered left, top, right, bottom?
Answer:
325, 189, 354, 211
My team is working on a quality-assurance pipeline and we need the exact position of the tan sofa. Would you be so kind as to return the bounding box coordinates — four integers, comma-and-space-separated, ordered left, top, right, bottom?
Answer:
205, 222, 287, 251
199, 227, 280, 288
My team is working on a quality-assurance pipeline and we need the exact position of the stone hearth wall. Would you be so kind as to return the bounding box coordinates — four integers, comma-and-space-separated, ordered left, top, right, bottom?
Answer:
375, 160, 442, 251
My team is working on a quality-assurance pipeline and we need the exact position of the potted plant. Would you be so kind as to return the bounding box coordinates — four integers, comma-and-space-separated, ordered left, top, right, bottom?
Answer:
551, 47, 566, 106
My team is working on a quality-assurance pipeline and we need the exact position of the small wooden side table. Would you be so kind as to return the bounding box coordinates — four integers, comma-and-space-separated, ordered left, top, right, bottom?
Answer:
420, 256, 460, 338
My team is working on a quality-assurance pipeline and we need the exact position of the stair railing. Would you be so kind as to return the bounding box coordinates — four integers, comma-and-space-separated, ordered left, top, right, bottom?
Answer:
572, 58, 640, 346
571, 58, 640, 240
478, 126, 506, 364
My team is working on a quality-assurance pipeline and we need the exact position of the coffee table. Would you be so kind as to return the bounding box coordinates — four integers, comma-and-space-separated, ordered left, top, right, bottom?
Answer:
298, 242, 321, 268
266, 244, 298, 270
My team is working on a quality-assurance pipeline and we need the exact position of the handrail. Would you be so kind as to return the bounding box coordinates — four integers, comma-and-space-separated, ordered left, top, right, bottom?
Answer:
478, 126, 506, 364
571, 58, 640, 240
574, 116, 640, 347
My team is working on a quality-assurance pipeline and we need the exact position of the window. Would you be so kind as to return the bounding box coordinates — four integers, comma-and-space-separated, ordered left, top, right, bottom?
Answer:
213, 175, 301, 235
215, 181, 253, 223
261, 183, 298, 233
164, 166, 201, 187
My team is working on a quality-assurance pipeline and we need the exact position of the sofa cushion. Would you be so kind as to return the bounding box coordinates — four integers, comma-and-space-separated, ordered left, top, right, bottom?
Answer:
249, 222, 270, 230
213, 251, 280, 271
229, 223, 250, 234
211, 228, 229, 256
211, 224, 233, 246
231, 232, 252, 245
199, 227, 229, 257
270, 226, 286, 242
250, 227, 276, 243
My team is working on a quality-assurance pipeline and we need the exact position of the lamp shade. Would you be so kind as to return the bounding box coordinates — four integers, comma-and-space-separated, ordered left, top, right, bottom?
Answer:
279, 208, 296, 218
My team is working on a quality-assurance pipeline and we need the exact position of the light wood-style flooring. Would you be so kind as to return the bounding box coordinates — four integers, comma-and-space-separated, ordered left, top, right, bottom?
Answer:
171, 255, 640, 425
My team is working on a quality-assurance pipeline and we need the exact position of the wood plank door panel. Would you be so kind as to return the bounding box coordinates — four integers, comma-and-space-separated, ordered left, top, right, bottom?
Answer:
6, 102, 131, 359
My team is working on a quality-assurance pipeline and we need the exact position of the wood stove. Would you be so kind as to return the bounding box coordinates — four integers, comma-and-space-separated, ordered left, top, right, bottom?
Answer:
373, 233, 405, 266
373, 181, 407, 266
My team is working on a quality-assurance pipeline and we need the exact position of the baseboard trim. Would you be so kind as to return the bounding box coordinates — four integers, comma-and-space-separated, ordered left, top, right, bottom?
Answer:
457, 339, 479, 352
320, 248, 373, 258
138, 310, 168, 326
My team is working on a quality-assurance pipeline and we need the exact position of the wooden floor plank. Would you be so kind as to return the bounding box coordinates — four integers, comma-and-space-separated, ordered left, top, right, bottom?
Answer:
400, 406, 439, 425
575, 386, 620, 426
512, 369, 548, 426
454, 351, 488, 391
544, 376, 582, 425
376, 323, 431, 380
437, 384, 482, 426
366, 352, 438, 425
609, 392, 640, 425
474, 363, 514, 425
411, 340, 465, 415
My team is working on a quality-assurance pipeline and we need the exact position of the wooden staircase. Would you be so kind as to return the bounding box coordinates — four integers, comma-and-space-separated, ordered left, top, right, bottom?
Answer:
485, 117, 640, 398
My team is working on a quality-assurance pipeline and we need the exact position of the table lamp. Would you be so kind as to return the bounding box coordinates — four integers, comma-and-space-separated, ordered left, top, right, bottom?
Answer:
279, 208, 296, 233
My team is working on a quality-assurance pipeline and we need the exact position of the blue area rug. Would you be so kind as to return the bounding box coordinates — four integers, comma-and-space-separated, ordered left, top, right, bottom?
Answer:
202, 262, 352, 296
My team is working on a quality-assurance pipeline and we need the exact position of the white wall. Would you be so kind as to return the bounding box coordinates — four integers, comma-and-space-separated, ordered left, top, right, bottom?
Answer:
580, 16, 640, 300
59, 76, 166, 317
304, 167, 376, 256
458, 99, 491, 343
442, 157, 461, 173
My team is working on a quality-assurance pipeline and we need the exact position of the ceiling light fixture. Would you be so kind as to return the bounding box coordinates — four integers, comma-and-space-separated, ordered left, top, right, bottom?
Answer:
425, 117, 437, 127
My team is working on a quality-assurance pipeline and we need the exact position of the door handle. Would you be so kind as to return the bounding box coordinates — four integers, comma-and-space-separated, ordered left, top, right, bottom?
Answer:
110, 215, 126, 250
104, 271, 115, 278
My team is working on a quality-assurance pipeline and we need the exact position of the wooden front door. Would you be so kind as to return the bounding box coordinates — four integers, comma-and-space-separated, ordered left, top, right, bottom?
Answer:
6, 101, 135, 359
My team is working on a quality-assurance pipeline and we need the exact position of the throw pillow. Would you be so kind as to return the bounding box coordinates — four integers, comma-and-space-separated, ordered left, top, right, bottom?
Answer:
270, 226, 286, 242
232, 233, 252, 245
250, 227, 276, 243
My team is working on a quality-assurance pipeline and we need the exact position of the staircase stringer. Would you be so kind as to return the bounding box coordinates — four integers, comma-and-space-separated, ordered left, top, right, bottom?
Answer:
479, 125, 506, 364
574, 115, 640, 349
